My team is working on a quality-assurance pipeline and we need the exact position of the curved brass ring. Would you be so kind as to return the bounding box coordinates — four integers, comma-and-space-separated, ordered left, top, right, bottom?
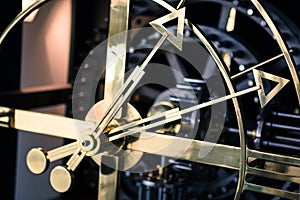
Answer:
0, 0, 51, 45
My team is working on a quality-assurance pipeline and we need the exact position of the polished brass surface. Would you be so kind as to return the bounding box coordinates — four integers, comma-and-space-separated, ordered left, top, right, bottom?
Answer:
129, 131, 241, 170
26, 148, 48, 174
146, 101, 181, 134
253, 69, 290, 108
150, 2, 247, 196
0, 107, 13, 128
98, 155, 118, 200
251, 0, 300, 104
85, 100, 143, 170
149, 7, 185, 50
129, 132, 300, 172
226, 7, 237, 32
14, 108, 92, 140
65, 147, 86, 171
1, 0, 300, 199
129, 133, 300, 199
245, 148, 300, 198
104, 0, 130, 102
0, 0, 50, 45
50, 166, 73, 193
109, 86, 259, 142
231, 52, 286, 80
41, 142, 78, 162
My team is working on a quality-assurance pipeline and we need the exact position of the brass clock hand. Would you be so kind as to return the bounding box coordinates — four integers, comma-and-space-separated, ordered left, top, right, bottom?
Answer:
2, 1, 300, 199
90, 3, 188, 141
92, 34, 168, 140
108, 107, 180, 136
108, 85, 260, 142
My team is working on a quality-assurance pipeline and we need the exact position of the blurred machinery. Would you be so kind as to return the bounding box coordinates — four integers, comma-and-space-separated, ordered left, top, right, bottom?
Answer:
1, 0, 300, 200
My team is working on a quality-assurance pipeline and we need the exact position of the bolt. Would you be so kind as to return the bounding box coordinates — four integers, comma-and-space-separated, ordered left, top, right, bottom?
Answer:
239, 64, 245, 71
247, 9, 254, 16
84, 63, 89, 69
82, 140, 90, 147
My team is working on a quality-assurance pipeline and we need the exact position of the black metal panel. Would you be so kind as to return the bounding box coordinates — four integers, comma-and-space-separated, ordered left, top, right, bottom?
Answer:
0, 1, 22, 199
0, 85, 72, 109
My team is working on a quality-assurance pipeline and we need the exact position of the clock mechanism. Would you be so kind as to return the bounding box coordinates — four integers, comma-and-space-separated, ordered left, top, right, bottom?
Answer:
1, 0, 300, 200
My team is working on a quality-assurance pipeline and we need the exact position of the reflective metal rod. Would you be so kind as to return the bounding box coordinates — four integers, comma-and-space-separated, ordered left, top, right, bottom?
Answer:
93, 34, 167, 138
14, 109, 94, 140
231, 53, 284, 80
129, 132, 241, 170
108, 86, 260, 141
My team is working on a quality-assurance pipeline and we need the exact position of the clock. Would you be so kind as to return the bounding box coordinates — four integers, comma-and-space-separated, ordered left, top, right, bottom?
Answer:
1, 0, 300, 199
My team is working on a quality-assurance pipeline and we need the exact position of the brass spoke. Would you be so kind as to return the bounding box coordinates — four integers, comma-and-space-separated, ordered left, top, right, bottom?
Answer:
129, 132, 300, 200
0, 0, 50, 45
243, 182, 300, 200
245, 148, 300, 199
104, 0, 130, 101
0, 107, 94, 140
128, 131, 241, 170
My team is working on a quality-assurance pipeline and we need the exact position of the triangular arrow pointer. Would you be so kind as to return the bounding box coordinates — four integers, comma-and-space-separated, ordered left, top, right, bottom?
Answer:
149, 7, 185, 50
253, 69, 290, 108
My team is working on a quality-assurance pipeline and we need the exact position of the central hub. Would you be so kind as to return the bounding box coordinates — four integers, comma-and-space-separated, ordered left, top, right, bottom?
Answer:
80, 100, 143, 168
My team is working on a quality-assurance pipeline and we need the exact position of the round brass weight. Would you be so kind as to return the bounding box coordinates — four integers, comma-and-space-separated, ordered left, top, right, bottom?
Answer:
26, 148, 49, 174
50, 166, 74, 193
